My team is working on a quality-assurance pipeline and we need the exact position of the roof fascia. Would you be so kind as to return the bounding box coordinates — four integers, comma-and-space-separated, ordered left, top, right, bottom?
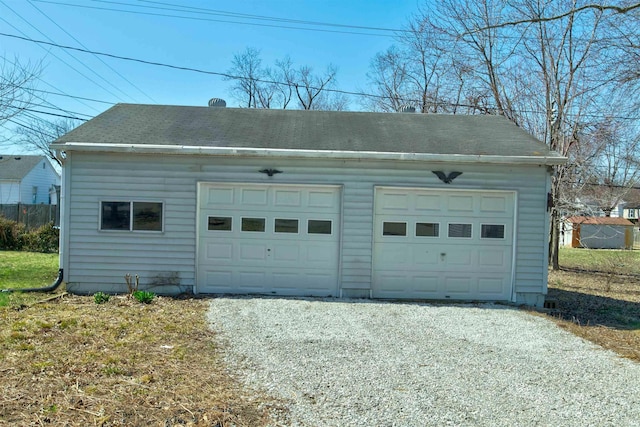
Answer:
50, 142, 568, 166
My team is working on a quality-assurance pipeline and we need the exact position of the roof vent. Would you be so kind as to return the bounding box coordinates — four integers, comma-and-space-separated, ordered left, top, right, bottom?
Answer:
208, 98, 227, 108
398, 105, 416, 113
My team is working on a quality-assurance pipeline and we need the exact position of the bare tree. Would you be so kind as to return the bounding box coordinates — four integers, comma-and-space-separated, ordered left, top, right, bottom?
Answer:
361, 46, 411, 112
0, 57, 40, 135
15, 117, 79, 165
291, 65, 339, 110
225, 47, 266, 108
225, 48, 347, 110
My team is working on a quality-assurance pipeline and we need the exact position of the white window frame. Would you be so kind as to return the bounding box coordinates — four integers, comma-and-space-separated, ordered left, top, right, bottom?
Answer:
99, 200, 165, 233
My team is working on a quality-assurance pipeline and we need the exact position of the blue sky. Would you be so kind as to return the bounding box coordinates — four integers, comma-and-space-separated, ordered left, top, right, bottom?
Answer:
1, 0, 423, 153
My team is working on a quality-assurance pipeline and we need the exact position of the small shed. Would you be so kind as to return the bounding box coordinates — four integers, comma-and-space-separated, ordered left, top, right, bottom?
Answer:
567, 216, 634, 249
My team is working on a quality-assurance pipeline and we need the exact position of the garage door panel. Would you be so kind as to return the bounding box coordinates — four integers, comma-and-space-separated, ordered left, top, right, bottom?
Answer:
447, 195, 474, 212
443, 277, 472, 294
198, 183, 340, 296
412, 249, 439, 265
373, 187, 514, 301
477, 277, 508, 295
478, 249, 509, 268
414, 194, 442, 212
205, 242, 233, 261
204, 271, 234, 291
375, 244, 414, 267
480, 195, 508, 213
239, 243, 268, 262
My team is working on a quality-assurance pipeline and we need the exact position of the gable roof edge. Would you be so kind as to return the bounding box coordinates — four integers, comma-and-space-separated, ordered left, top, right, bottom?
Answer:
50, 142, 567, 166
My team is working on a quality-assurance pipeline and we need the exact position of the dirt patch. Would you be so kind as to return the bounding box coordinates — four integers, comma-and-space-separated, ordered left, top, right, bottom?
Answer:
0, 294, 280, 426
544, 270, 640, 362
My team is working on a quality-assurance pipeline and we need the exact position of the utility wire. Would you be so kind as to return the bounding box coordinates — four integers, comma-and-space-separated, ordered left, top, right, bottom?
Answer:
0, 0, 129, 102
123, 0, 407, 33
30, 88, 115, 105
27, 0, 156, 103
32, 0, 393, 37
0, 54, 103, 114
1, 31, 638, 122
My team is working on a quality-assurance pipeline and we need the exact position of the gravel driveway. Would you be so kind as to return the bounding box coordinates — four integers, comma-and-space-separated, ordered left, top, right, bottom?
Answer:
207, 297, 640, 426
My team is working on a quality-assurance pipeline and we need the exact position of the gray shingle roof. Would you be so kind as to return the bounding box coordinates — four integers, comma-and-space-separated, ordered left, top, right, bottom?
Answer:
0, 155, 44, 180
54, 104, 563, 161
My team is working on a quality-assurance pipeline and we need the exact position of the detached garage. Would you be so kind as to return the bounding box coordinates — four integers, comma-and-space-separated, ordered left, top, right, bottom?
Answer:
52, 103, 565, 307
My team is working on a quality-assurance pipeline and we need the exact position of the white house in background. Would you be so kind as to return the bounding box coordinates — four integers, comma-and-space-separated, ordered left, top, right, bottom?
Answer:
51, 102, 567, 307
0, 155, 61, 204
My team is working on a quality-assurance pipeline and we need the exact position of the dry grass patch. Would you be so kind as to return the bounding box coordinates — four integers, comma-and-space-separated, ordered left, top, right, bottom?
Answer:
545, 269, 640, 362
0, 294, 280, 426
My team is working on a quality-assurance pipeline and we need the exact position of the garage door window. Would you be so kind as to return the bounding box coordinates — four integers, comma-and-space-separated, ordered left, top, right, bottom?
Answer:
208, 216, 232, 231
275, 218, 299, 233
416, 222, 439, 237
308, 219, 332, 235
481, 224, 505, 239
448, 223, 472, 238
242, 217, 265, 232
383, 222, 407, 236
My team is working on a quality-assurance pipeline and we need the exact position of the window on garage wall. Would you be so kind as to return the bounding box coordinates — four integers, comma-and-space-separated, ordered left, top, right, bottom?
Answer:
101, 201, 163, 232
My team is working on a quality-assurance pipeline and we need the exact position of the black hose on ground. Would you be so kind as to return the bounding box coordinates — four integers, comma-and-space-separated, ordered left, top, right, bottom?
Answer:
1, 269, 64, 293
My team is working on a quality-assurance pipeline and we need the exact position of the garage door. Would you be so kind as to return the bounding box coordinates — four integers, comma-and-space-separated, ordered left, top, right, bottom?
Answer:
197, 183, 341, 296
372, 187, 515, 301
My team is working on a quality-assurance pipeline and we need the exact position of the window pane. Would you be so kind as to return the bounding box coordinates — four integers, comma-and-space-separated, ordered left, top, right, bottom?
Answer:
242, 217, 265, 232
101, 202, 130, 230
308, 220, 332, 234
208, 216, 232, 231
275, 218, 298, 233
448, 223, 472, 238
383, 222, 406, 236
416, 222, 439, 237
481, 224, 505, 239
133, 202, 163, 231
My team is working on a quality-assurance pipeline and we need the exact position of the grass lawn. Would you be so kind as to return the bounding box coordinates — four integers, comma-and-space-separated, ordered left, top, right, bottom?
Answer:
0, 251, 278, 426
0, 251, 60, 307
544, 247, 640, 362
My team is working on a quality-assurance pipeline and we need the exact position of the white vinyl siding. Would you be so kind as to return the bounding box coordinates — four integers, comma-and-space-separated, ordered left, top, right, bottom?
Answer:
20, 159, 60, 204
62, 152, 549, 303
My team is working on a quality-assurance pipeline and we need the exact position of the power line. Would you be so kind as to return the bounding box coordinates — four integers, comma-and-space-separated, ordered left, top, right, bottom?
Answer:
0, 54, 103, 114
27, 0, 157, 103
121, 0, 406, 33
20, 107, 88, 121
32, 0, 394, 37
30, 88, 115, 105
0, 0, 129, 102
1, 31, 638, 122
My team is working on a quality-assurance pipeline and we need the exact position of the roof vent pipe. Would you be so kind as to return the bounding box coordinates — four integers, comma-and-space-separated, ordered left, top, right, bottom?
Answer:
208, 98, 227, 108
398, 105, 416, 113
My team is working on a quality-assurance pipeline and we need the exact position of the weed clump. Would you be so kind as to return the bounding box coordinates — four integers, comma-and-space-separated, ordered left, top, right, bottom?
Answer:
93, 292, 110, 304
133, 290, 155, 304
